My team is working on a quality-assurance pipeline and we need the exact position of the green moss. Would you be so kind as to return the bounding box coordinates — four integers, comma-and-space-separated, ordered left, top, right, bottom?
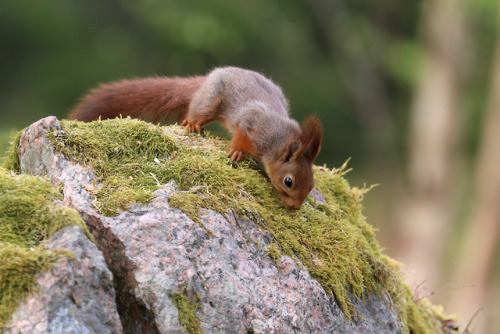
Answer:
0, 168, 92, 247
0, 167, 92, 327
0, 243, 66, 325
399, 284, 454, 334
264, 243, 282, 262
1, 130, 23, 172
171, 289, 202, 334
47, 118, 450, 332
48, 118, 179, 216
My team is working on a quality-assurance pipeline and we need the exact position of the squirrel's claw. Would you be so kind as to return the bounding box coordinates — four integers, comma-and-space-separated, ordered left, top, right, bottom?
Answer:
228, 149, 245, 162
181, 119, 203, 133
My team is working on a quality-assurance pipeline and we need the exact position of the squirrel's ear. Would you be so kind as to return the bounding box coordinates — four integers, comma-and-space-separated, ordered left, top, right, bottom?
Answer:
297, 116, 323, 164
279, 139, 302, 162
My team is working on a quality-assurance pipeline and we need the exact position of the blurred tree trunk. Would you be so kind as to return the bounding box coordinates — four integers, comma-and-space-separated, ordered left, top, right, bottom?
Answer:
394, 0, 466, 290
448, 15, 500, 332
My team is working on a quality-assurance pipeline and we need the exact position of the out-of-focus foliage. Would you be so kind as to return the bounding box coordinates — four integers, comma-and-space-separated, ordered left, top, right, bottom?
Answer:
0, 0, 424, 170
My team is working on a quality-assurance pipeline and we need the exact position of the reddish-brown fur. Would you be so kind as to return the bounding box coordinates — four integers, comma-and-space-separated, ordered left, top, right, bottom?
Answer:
69, 76, 206, 123
69, 67, 323, 209
229, 128, 258, 162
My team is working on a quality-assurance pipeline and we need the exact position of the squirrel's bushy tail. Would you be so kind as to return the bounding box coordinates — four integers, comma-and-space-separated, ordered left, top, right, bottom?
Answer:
68, 76, 206, 123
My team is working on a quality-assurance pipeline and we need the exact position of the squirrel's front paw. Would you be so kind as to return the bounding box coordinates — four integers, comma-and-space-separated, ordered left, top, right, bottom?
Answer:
181, 119, 204, 133
228, 149, 246, 162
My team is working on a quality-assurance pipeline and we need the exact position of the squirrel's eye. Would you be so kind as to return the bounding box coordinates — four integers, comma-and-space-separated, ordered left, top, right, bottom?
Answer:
284, 176, 293, 188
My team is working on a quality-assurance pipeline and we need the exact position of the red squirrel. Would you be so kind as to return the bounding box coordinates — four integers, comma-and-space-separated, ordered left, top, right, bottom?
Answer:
68, 67, 323, 209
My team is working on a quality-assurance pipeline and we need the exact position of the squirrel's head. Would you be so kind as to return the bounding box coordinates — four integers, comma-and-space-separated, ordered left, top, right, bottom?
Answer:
266, 116, 323, 209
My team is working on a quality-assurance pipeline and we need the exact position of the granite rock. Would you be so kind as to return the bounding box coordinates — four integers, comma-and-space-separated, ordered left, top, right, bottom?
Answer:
6, 225, 122, 334
15, 116, 402, 333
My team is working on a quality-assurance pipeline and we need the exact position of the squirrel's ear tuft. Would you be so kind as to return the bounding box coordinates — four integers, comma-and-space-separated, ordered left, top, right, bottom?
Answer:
279, 139, 302, 162
298, 116, 323, 163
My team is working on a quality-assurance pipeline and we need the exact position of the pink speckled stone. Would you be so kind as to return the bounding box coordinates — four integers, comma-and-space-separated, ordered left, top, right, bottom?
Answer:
6, 225, 122, 334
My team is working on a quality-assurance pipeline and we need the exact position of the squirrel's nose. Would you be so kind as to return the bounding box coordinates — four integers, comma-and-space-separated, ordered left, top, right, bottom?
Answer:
282, 195, 302, 210
287, 203, 301, 210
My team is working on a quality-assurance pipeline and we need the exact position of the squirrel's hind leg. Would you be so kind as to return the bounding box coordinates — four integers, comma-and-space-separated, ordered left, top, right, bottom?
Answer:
182, 90, 223, 133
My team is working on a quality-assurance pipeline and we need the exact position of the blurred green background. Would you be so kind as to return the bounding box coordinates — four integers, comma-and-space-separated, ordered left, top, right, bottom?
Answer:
0, 0, 423, 168
1, 0, 499, 332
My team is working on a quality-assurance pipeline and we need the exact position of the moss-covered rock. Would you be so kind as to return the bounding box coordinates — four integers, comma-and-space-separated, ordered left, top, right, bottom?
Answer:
0, 167, 92, 327
4, 116, 455, 333
44, 117, 452, 333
